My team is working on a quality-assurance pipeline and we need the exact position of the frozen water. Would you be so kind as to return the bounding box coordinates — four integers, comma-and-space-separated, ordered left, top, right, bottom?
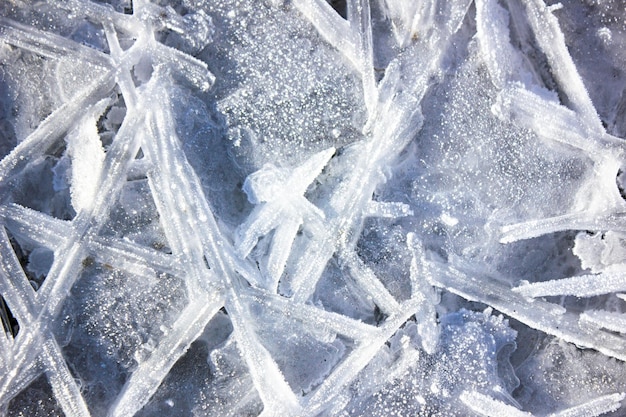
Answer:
1, 0, 626, 416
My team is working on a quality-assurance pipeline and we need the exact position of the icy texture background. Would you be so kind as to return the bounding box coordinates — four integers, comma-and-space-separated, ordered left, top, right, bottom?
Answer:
1, 0, 626, 416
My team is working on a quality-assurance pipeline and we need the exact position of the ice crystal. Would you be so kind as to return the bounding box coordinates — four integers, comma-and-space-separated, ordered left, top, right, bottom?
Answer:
1, 0, 626, 416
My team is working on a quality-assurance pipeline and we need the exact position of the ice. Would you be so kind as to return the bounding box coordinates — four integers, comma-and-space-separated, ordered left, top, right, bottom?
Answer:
1, 0, 626, 416
235, 146, 335, 290
580, 310, 626, 335
460, 390, 533, 417
461, 391, 625, 417
513, 268, 626, 298
65, 99, 108, 212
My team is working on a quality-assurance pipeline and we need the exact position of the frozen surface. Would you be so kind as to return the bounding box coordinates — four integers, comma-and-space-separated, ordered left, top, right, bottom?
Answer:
0, 0, 626, 416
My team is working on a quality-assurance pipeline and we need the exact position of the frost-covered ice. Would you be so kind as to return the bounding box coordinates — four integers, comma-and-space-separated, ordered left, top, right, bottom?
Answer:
1, 0, 626, 416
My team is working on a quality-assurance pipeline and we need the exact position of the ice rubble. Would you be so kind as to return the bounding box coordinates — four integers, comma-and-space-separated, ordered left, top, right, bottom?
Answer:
1, 0, 626, 416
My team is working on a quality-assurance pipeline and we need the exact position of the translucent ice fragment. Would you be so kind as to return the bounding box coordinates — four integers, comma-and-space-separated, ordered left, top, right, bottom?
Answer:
379, 0, 423, 47
341, 250, 400, 314
500, 211, 626, 244
27, 247, 54, 280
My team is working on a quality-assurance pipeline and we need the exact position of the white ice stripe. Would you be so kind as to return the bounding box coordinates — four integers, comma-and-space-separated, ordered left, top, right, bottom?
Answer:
287, 147, 336, 196
103, 23, 140, 110
240, 289, 377, 342
407, 233, 439, 354
87, 238, 182, 278
42, 338, 91, 417
151, 40, 215, 91
460, 391, 534, 417
226, 278, 302, 414
0, 17, 113, 67
266, 217, 300, 292
0, 226, 38, 320
580, 310, 626, 335
0, 204, 70, 248
521, 0, 603, 133
495, 87, 626, 155
347, 0, 378, 119
0, 203, 183, 281
0, 356, 42, 407
0, 330, 9, 371
341, 250, 401, 315
547, 393, 625, 417
513, 271, 626, 298
0, 227, 37, 314
475, 0, 518, 89
142, 101, 208, 266
500, 211, 626, 243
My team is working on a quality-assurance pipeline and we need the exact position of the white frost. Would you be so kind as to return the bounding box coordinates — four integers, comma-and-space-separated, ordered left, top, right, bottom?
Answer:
65, 99, 109, 212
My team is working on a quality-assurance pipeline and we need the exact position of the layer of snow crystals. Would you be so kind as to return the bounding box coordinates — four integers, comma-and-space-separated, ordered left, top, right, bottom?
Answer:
1, 0, 626, 416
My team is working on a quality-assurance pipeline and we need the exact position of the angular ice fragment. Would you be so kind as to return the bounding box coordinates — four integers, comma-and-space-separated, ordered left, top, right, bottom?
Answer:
427, 260, 626, 361
65, 99, 109, 212
0, 17, 112, 68
26, 247, 54, 283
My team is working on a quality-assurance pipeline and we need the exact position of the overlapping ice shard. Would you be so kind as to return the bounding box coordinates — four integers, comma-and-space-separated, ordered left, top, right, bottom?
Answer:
1, 0, 626, 416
